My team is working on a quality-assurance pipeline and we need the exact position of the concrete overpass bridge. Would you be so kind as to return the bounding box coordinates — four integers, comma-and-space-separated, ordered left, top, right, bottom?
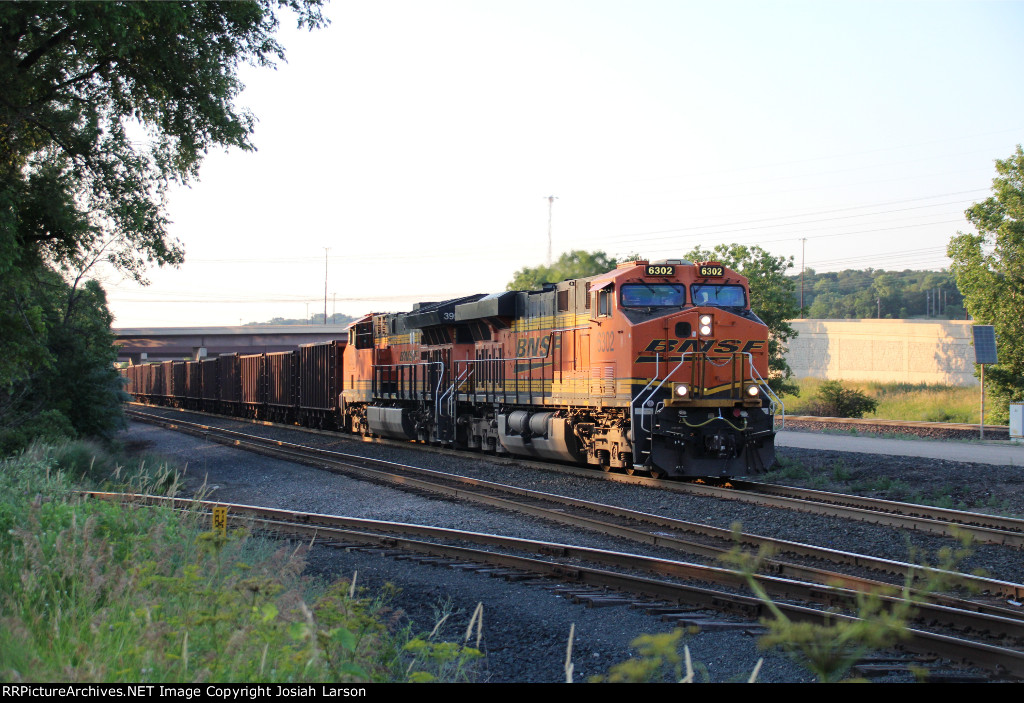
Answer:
114, 325, 350, 363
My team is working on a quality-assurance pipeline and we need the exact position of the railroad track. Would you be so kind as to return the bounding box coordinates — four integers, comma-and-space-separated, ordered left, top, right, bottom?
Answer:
663, 479, 1024, 549
783, 415, 1010, 440
127, 404, 1022, 540
87, 490, 1024, 680
729, 480, 1024, 539
126, 408, 1024, 674
126, 408, 1024, 586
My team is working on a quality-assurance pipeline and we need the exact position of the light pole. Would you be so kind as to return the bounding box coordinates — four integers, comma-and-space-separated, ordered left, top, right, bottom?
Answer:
324, 248, 329, 325
799, 238, 807, 314
546, 195, 558, 266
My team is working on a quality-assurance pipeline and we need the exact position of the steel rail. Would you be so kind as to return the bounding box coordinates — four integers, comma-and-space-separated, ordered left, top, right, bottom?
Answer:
86, 491, 1024, 679
659, 478, 1024, 548
127, 404, 1024, 548
732, 479, 1024, 536
127, 408, 1024, 604
784, 415, 1009, 434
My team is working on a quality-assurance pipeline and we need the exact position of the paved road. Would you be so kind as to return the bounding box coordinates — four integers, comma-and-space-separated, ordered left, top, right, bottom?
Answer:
776, 429, 1024, 467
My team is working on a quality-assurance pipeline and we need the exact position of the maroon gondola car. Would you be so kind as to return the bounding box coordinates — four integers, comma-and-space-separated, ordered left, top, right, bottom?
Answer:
298, 341, 344, 428
240, 353, 266, 419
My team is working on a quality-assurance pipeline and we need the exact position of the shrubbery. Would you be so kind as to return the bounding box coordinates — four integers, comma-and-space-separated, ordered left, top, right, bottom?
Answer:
0, 443, 481, 683
805, 380, 879, 418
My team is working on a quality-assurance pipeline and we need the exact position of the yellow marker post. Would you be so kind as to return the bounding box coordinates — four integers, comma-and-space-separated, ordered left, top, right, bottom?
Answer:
212, 506, 228, 536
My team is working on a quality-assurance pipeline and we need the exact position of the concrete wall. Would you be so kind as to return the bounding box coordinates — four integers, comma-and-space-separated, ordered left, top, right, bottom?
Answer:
785, 319, 979, 386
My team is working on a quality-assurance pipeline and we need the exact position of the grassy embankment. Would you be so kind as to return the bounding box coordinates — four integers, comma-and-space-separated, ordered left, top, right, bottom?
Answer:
779, 378, 991, 424
769, 379, 1016, 512
0, 441, 481, 683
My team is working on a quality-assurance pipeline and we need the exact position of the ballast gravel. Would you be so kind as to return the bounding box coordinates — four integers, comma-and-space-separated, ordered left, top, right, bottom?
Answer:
118, 410, 1023, 683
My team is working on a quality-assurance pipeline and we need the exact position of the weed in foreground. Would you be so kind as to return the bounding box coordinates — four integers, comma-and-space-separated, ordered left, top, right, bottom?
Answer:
589, 628, 709, 683
402, 601, 484, 682
720, 525, 913, 683
0, 449, 481, 683
720, 524, 980, 682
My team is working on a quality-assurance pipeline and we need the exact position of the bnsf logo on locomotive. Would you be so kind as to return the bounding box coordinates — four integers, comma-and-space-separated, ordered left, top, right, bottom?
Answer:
636, 338, 765, 362
515, 335, 552, 358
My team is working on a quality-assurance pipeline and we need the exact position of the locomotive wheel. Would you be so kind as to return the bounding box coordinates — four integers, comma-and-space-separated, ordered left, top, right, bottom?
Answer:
624, 466, 637, 476
649, 468, 666, 479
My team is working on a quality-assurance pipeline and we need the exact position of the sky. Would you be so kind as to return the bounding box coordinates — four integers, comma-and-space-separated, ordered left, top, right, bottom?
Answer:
101, 0, 1024, 328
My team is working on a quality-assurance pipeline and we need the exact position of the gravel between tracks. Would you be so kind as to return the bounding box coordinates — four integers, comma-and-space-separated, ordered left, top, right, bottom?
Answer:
118, 410, 1024, 683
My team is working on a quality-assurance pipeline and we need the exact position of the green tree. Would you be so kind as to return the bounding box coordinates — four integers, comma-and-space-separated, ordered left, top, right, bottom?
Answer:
1, 1, 326, 282
947, 145, 1024, 424
0, 1, 326, 453
684, 244, 800, 395
797, 268, 962, 319
0, 261, 127, 454
506, 250, 619, 290
870, 273, 905, 319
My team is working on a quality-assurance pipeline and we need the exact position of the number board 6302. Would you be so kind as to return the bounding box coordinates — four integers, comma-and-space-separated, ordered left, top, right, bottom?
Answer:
698, 265, 724, 277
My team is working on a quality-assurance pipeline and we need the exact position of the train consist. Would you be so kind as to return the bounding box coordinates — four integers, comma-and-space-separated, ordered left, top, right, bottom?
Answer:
124, 259, 782, 477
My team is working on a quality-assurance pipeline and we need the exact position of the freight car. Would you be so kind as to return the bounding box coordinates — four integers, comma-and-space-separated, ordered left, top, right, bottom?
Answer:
125, 259, 782, 478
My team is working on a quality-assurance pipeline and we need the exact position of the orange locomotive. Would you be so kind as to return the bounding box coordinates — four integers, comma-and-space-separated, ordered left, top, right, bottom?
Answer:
341, 259, 780, 478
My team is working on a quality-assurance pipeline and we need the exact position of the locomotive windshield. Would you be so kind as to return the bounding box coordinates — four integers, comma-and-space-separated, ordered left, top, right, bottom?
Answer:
691, 284, 746, 307
621, 283, 686, 307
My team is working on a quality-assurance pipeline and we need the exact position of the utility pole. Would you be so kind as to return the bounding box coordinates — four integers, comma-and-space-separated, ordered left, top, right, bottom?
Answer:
546, 195, 558, 266
799, 238, 807, 314
324, 248, 329, 325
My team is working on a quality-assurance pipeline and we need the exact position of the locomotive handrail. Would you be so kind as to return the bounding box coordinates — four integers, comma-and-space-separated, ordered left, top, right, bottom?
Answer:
371, 360, 443, 401
438, 366, 473, 442
631, 351, 778, 466
452, 357, 501, 404
371, 360, 446, 439
629, 353, 662, 463
432, 361, 446, 441
449, 326, 580, 407
746, 362, 785, 428
640, 351, 765, 402
633, 352, 691, 466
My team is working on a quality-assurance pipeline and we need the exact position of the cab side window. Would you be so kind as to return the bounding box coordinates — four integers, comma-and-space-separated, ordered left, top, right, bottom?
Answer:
354, 322, 374, 349
598, 288, 612, 316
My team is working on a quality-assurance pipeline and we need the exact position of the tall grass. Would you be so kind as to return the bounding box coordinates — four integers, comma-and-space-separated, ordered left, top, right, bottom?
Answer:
0, 442, 479, 683
781, 378, 992, 424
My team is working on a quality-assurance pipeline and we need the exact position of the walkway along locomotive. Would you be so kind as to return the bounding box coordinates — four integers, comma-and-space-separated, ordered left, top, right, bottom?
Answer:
125, 259, 782, 477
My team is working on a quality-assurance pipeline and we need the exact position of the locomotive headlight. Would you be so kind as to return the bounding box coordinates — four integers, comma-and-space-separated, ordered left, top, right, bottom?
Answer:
673, 383, 690, 398
745, 384, 760, 397
698, 314, 712, 335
